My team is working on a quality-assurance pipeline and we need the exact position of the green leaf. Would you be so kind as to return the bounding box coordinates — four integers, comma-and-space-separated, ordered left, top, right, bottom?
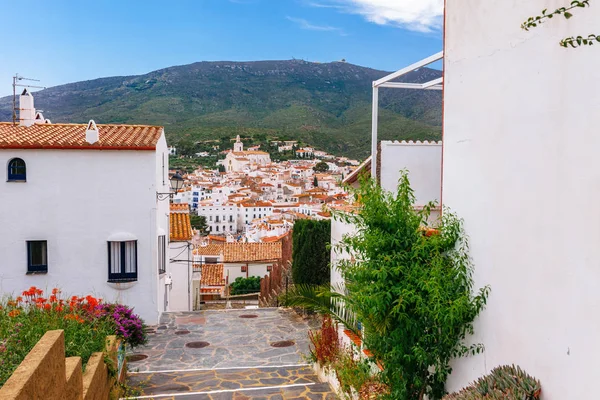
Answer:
564, 11, 573, 19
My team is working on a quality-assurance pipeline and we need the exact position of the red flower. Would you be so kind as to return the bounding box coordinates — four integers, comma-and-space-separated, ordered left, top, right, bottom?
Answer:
16, 296, 23, 303
43, 303, 51, 310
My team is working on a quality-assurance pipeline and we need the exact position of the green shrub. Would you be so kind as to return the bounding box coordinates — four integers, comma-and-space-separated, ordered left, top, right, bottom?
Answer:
443, 365, 541, 400
292, 219, 331, 285
230, 276, 261, 295
335, 172, 490, 400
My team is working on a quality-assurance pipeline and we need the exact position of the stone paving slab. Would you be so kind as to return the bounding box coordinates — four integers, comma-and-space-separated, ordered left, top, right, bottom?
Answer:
127, 308, 320, 372
138, 382, 337, 399
129, 366, 320, 395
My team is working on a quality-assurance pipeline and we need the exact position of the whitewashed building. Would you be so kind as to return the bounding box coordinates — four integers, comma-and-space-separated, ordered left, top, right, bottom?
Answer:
331, 141, 442, 289
442, 1, 600, 398
197, 203, 238, 234
0, 90, 170, 324
224, 135, 271, 172
237, 201, 273, 231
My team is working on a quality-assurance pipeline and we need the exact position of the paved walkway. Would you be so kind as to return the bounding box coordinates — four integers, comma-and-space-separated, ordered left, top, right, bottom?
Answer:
125, 308, 337, 399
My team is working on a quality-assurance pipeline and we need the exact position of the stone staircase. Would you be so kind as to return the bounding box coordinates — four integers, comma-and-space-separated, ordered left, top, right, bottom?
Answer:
127, 365, 337, 399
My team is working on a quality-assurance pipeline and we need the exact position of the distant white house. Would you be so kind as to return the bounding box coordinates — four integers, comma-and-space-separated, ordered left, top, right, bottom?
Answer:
0, 90, 171, 324
193, 242, 282, 284
198, 203, 238, 234
168, 146, 177, 155
225, 135, 271, 172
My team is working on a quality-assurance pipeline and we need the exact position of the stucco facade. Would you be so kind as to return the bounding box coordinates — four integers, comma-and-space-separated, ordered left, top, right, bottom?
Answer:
0, 138, 169, 324
442, 1, 600, 398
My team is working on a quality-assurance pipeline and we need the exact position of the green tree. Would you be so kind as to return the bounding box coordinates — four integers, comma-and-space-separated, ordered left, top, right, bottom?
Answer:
284, 173, 490, 400
218, 164, 226, 173
230, 276, 261, 295
313, 176, 319, 187
313, 161, 329, 173
291, 219, 331, 285
176, 138, 197, 156
190, 214, 209, 235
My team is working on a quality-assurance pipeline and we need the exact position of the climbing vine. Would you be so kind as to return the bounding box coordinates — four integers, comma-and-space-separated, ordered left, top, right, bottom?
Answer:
521, 0, 599, 48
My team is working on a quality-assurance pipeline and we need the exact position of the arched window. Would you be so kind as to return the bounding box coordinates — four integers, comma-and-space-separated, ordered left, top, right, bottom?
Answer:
7, 158, 26, 181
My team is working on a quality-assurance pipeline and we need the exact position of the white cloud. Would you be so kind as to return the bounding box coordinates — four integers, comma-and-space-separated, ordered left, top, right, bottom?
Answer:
307, 0, 443, 32
286, 16, 346, 34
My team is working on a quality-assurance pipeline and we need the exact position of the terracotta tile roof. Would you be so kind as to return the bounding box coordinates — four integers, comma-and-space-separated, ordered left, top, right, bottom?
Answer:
0, 122, 163, 150
199, 264, 225, 286
169, 203, 192, 242
261, 232, 290, 243
193, 243, 224, 256
223, 242, 282, 262
170, 203, 189, 212
208, 235, 227, 243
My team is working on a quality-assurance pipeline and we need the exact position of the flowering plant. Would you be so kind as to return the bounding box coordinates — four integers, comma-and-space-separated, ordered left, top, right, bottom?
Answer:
0, 287, 147, 387
96, 304, 147, 348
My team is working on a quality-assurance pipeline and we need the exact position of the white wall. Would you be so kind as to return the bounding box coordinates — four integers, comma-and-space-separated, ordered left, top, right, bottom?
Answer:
225, 263, 269, 283
168, 243, 192, 311
0, 146, 168, 324
330, 219, 357, 289
443, 2, 600, 398
380, 141, 442, 206
155, 135, 170, 319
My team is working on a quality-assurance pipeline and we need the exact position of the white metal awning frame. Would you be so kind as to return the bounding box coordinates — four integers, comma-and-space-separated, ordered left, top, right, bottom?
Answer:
371, 51, 444, 177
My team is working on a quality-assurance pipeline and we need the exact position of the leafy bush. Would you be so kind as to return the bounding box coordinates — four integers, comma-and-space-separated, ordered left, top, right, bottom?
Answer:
0, 287, 147, 387
230, 276, 261, 295
283, 173, 490, 399
292, 219, 331, 285
334, 172, 490, 400
443, 365, 541, 400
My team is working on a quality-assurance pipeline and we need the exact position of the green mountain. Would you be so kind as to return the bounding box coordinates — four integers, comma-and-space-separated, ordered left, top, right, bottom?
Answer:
0, 60, 442, 158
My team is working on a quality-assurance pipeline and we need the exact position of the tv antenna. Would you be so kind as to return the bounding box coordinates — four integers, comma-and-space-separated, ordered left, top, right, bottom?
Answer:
12, 74, 45, 125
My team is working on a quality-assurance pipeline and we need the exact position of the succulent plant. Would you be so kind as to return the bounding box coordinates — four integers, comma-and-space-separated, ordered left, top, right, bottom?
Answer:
443, 365, 541, 400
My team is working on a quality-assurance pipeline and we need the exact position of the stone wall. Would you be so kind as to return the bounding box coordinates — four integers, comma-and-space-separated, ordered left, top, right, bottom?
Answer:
0, 330, 124, 400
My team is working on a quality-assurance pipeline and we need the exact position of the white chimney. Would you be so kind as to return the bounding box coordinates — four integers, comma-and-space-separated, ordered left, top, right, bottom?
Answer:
85, 120, 99, 144
19, 89, 35, 127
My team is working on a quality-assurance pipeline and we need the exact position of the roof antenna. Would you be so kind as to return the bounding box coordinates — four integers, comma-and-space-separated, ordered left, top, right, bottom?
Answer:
12, 74, 45, 125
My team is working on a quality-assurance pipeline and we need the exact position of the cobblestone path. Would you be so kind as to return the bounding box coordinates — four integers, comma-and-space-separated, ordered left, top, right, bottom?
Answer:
125, 309, 337, 399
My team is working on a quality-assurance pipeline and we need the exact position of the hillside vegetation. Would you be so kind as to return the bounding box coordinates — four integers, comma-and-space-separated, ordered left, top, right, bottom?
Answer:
0, 60, 442, 158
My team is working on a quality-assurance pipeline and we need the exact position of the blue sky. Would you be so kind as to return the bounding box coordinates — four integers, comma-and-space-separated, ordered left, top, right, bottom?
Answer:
0, 0, 443, 96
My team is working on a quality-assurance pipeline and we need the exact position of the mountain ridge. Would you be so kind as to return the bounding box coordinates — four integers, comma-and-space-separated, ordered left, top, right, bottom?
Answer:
0, 59, 442, 158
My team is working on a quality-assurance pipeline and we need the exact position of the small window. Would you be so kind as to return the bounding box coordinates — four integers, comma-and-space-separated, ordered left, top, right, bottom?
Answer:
216, 226, 219, 232
8, 158, 26, 181
205, 257, 218, 264
27, 241, 47, 273
158, 235, 166, 274
108, 241, 137, 282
